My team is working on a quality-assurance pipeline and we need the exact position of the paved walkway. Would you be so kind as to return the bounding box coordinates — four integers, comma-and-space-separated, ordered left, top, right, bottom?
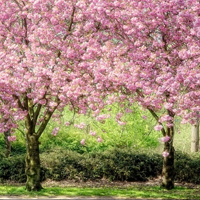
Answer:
0, 196, 155, 200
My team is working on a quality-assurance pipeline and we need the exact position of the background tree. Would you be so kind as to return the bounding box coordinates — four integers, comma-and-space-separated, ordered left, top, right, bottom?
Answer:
191, 121, 199, 152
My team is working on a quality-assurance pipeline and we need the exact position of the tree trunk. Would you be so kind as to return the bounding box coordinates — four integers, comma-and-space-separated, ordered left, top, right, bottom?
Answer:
25, 133, 42, 191
191, 122, 199, 152
4, 130, 11, 157
161, 126, 175, 190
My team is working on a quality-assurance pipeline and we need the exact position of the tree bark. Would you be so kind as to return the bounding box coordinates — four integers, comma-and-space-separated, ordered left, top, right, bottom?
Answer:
4, 130, 11, 157
191, 122, 199, 152
161, 126, 175, 190
25, 133, 42, 191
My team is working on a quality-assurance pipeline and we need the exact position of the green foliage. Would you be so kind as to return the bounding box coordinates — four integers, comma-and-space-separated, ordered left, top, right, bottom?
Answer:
38, 104, 160, 154
1, 103, 197, 186
174, 151, 200, 184
0, 155, 26, 183
1, 149, 200, 184
0, 148, 163, 183
41, 148, 163, 182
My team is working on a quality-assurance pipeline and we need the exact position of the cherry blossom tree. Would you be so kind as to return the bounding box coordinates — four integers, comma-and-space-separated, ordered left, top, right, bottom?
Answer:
92, 0, 200, 189
0, 0, 111, 191
1, 0, 200, 191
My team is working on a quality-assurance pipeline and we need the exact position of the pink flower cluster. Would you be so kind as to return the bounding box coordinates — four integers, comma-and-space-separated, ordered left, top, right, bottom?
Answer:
162, 151, 169, 157
142, 115, 147, 120
65, 121, 70, 126
96, 114, 111, 122
80, 135, 103, 146
97, 136, 103, 143
154, 125, 163, 131
51, 127, 59, 136
159, 136, 170, 143
8, 135, 16, 142
117, 121, 126, 126
80, 139, 85, 145
74, 123, 86, 129
90, 130, 96, 136
125, 108, 133, 113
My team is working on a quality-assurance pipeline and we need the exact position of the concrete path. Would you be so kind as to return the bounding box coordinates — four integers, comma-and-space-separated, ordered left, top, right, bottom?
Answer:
0, 196, 155, 200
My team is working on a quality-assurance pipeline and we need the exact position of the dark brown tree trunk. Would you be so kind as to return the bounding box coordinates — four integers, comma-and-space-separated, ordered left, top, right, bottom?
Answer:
14, 94, 57, 191
161, 126, 175, 190
25, 133, 42, 191
148, 107, 175, 189
4, 130, 11, 157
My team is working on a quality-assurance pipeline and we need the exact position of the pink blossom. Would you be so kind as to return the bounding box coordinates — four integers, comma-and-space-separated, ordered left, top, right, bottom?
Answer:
164, 103, 173, 110
8, 135, 16, 142
159, 136, 170, 143
80, 139, 85, 145
90, 130, 96, 136
49, 102, 58, 107
125, 108, 133, 113
39, 99, 46, 105
65, 121, 70, 126
159, 115, 173, 123
96, 114, 110, 121
51, 127, 59, 136
154, 125, 163, 131
142, 115, 147, 120
97, 136, 103, 143
166, 123, 174, 128
117, 120, 127, 126
74, 123, 86, 129
162, 151, 169, 157
116, 113, 123, 120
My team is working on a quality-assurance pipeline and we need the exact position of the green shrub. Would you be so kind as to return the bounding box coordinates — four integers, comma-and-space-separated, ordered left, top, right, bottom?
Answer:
1, 149, 200, 184
174, 151, 200, 184
40, 147, 163, 182
0, 155, 26, 183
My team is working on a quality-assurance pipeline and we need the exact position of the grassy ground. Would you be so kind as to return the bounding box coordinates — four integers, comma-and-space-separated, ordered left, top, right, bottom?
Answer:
0, 185, 200, 199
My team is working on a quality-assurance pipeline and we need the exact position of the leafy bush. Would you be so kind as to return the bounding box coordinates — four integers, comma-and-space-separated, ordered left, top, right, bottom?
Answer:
174, 151, 200, 184
40, 147, 163, 182
1, 149, 200, 184
0, 155, 26, 183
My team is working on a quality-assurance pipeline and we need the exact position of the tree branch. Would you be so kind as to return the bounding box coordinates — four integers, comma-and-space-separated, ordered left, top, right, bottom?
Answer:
36, 98, 60, 138
36, 107, 56, 138
13, 0, 22, 11
33, 104, 42, 126
148, 108, 166, 136
63, 6, 75, 40
13, 95, 25, 111
135, 89, 166, 136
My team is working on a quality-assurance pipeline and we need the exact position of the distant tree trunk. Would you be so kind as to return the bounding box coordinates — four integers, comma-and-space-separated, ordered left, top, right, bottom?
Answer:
25, 131, 42, 191
161, 126, 175, 190
4, 130, 11, 157
191, 121, 199, 153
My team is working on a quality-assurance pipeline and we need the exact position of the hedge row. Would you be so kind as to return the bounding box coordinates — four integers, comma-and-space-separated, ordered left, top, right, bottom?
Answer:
1, 148, 200, 184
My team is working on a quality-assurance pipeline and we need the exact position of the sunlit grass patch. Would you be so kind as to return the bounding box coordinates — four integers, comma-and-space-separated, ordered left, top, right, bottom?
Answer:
0, 185, 200, 199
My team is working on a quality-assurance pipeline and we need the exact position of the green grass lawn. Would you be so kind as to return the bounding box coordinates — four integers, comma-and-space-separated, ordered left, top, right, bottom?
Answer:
0, 185, 200, 199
